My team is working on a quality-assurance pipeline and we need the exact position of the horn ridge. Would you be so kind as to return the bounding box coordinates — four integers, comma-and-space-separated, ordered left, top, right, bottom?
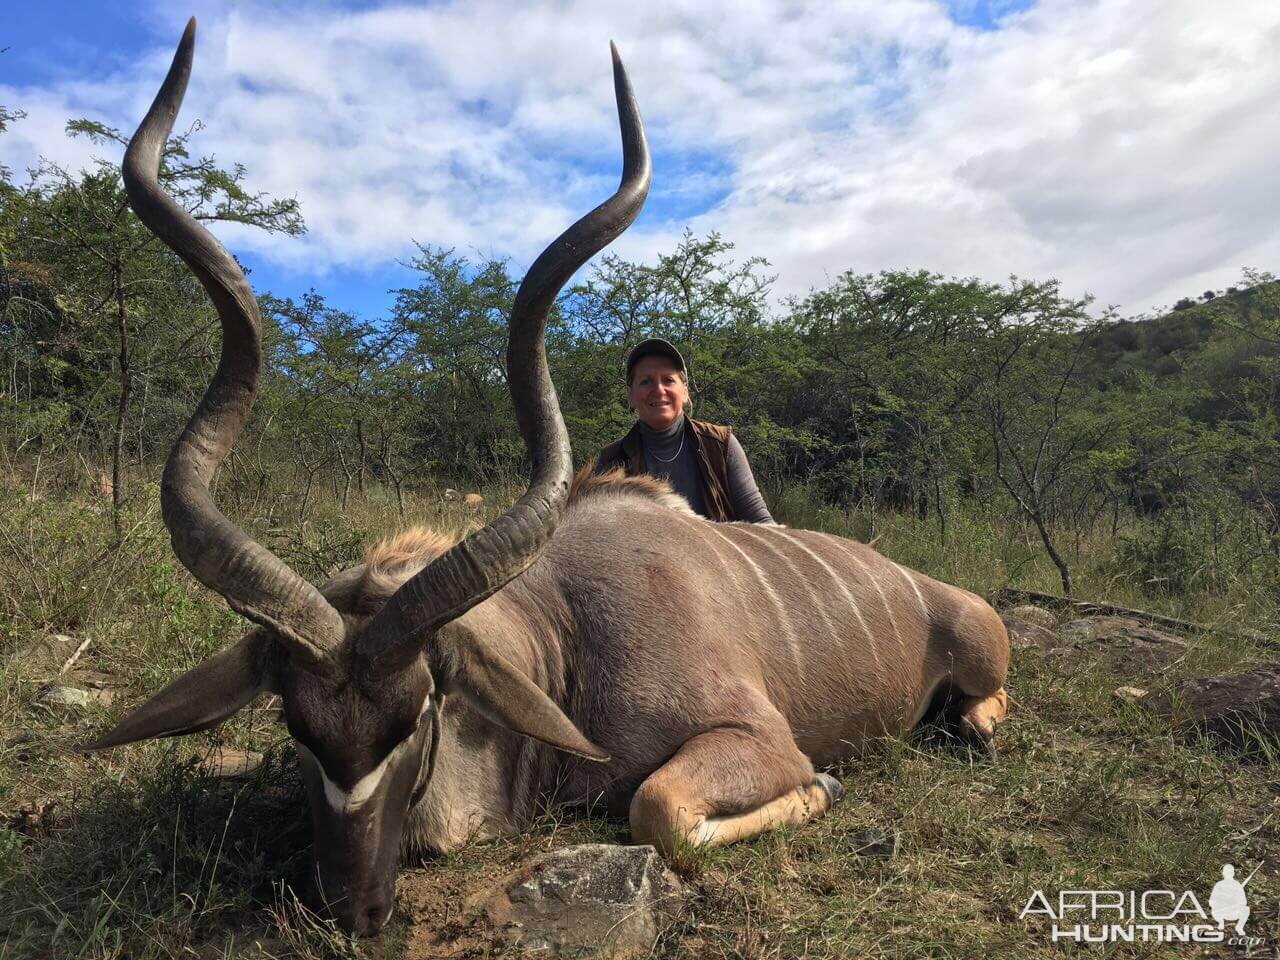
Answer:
362, 44, 652, 678
123, 20, 343, 671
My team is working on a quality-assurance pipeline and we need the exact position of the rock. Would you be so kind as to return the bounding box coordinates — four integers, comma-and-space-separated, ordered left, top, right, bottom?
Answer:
1088, 618, 1189, 674
442, 488, 460, 501
848, 826, 898, 858
477, 844, 686, 959
199, 748, 264, 779
1042, 617, 1188, 677
463, 492, 484, 506
1056, 618, 1096, 645
1001, 614, 1057, 651
1114, 686, 1149, 702
1004, 605, 1058, 630
1147, 663, 1280, 749
39, 683, 114, 711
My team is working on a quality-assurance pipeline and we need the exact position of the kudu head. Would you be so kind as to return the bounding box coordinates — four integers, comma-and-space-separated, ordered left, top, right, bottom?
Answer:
84, 19, 650, 936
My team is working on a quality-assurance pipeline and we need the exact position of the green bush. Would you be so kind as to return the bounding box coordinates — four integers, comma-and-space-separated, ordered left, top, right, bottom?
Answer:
1114, 520, 1206, 594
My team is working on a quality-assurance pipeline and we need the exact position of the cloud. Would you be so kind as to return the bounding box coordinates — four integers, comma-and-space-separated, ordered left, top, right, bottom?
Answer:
2, 0, 1277, 315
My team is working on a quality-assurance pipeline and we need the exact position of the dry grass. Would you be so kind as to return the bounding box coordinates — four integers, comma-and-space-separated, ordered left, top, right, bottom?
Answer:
1, 462, 1277, 958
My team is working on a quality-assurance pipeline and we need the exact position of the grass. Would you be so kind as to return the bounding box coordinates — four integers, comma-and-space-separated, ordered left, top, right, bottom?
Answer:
1, 460, 1277, 958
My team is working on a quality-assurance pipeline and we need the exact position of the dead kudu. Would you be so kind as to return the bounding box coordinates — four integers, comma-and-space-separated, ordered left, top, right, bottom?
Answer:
86, 21, 1011, 937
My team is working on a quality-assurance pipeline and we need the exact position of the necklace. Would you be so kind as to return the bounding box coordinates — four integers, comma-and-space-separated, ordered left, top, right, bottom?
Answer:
648, 431, 685, 463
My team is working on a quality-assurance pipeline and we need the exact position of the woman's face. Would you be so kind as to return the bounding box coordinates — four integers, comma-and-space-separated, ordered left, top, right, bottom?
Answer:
628, 355, 689, 431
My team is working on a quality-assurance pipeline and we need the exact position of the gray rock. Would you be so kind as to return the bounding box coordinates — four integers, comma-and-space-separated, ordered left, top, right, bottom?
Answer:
1042, 617, 1188, 677
479, 844, 686, 959
1056, 618, 1096, 645
1147, 662, 1280, 750
1086, 617, 1189, 674
849, 826, 898, 858
1005, 605, 1058, 630
1002, 615, 1057, 651
41, 686, 110, 711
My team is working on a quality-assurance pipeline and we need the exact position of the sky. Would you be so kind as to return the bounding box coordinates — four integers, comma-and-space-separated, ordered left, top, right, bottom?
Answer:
2, 0, 1277, 323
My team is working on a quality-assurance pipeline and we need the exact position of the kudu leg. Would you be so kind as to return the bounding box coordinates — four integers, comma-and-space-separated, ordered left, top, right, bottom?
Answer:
629, 726, 841, 855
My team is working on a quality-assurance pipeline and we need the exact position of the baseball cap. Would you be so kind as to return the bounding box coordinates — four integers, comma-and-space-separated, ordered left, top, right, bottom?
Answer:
626, 337, 686, 382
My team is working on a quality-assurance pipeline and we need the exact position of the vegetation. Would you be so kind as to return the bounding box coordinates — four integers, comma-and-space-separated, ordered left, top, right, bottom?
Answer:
1, 91, 1277, 958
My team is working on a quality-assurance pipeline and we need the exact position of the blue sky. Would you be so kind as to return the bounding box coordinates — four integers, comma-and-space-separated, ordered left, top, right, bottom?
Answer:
3, 1, 1277, 321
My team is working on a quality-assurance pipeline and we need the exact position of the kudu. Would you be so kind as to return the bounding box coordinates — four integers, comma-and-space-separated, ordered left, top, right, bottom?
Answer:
87, 20, 1010, 937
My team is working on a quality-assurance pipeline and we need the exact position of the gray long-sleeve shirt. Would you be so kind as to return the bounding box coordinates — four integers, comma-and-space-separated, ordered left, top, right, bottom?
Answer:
633, 416, 775, 523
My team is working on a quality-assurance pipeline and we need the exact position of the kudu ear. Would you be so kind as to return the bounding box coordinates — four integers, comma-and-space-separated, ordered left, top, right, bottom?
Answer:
82, 630, 275, 752
440, 627, 609, 763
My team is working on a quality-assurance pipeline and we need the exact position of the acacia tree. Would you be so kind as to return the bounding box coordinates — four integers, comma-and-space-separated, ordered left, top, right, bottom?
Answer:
1200, 271, 1280, 538
392, 247, 525, 482
5, 119, 302, 531
789, 270, 1006, 524
267, 292, 409, 508
969, 287, 1114, 597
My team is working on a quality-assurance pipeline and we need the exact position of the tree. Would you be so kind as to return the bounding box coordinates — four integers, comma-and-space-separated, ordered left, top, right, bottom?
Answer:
969, 289, 1113, 597
2, 118, 302, 531
266, 292, 407, 512
392, 247, 524, 483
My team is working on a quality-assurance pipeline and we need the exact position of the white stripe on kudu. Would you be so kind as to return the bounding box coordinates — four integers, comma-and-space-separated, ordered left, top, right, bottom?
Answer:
298, 696, 432, 813
736, 525, 843, 666
773, 529, 883, 671
704, 524, 801, 656
893, 562, 929, 617
811, 532, 906, 654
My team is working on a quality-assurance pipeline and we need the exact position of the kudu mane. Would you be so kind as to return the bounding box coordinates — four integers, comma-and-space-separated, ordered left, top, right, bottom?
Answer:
330, 469, 692, 618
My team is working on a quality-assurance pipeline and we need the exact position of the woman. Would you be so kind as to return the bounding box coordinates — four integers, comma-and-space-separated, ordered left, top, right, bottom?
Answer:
593, 338, 774, 523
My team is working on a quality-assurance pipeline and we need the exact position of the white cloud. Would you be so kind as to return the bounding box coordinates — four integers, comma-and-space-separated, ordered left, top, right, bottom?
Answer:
2, 0, 1277, 315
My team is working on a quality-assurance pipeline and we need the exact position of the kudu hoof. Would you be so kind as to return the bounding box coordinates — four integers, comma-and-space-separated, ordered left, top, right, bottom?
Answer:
814, 772, 846, 806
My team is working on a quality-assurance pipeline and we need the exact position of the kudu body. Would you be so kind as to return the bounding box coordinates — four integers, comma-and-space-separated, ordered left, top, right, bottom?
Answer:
354, 475, 1010, 862
88, 22, 1009, 937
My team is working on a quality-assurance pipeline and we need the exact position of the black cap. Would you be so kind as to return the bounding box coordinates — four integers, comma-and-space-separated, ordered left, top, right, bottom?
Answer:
626, 337, 686, 382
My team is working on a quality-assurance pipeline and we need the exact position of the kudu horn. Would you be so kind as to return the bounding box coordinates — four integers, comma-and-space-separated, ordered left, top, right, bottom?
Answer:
359, 41, 651, 679
122, 17, 343, 672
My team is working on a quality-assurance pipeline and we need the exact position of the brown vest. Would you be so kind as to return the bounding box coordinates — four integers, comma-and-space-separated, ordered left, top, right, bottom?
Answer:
596, 418, 737, 522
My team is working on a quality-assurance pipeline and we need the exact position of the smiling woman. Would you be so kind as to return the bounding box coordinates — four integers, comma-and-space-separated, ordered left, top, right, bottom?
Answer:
592, 337, 774, 523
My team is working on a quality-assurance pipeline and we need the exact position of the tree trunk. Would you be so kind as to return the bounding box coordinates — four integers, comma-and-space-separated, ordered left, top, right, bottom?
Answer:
336, 446, 352, 508
135, 378, 149, 466
933, 472, 947, 544
1029, 509, 1072, 597
355, 419, 367, 495
110, 262, 130, 538
297, 459, 318, 522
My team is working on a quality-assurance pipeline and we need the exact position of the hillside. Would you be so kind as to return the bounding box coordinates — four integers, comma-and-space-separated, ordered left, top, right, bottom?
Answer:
1088, 280, 1280, 384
